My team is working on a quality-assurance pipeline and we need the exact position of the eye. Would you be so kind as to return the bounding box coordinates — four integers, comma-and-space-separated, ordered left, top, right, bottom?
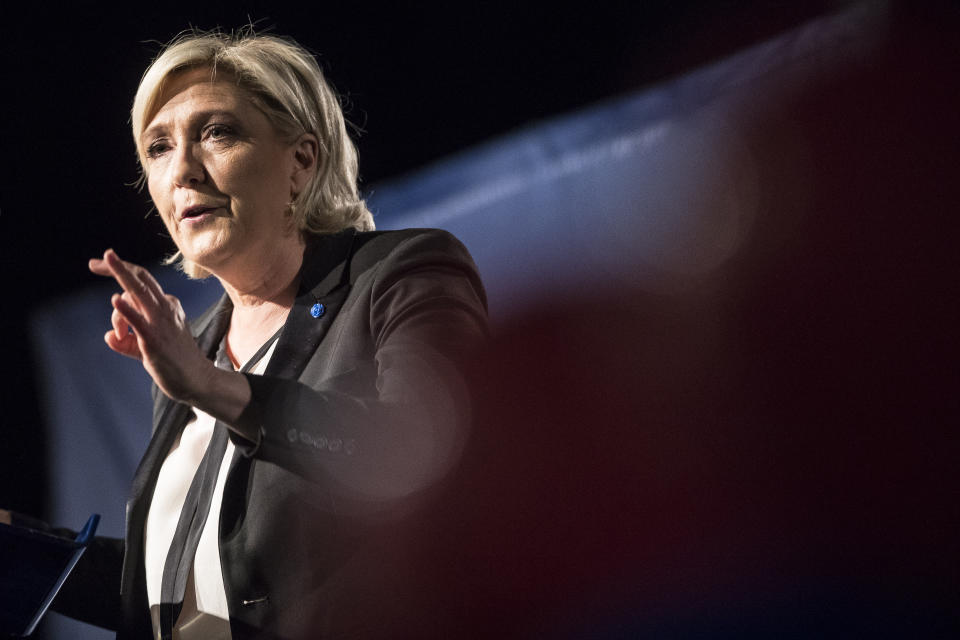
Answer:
144, 139, 170, 159
203, 123, 235, 141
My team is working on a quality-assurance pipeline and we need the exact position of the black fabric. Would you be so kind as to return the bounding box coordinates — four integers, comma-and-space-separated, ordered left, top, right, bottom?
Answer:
157, 420, 228, 638
158, 333, 279, 639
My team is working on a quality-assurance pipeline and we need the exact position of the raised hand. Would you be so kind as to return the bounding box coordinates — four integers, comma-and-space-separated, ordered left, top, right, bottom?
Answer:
88, 249, 217, 405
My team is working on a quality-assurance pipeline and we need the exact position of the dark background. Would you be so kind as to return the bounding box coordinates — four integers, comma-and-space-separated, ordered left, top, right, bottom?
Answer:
0, 0, 855, 519
2, 1, 960, 636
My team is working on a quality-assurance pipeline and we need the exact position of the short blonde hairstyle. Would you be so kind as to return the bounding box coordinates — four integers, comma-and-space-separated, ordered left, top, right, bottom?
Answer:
132, 29, 374, 278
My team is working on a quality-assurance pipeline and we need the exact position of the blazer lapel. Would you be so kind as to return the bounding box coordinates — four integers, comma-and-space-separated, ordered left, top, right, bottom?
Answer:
125, 295, 232, 540
264, 229, 357, 381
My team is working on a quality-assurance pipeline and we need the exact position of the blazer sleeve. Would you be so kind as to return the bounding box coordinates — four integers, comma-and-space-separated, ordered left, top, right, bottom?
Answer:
229, 230, 489, 501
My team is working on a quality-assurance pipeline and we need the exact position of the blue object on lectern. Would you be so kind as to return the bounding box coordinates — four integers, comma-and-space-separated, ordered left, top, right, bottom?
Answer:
0, 513, 101, 637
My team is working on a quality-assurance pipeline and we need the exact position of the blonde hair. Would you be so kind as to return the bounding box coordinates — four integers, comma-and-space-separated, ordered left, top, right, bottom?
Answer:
132, 29, 374, 278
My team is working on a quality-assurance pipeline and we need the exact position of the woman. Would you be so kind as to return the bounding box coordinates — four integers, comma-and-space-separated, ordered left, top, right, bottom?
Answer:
44, 30, 486, 639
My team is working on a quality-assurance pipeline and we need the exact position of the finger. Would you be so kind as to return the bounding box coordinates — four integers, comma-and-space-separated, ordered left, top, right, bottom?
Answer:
104, 330, 142, 360
107, 295, 144, 360
94, 251, 167, 316
135, 262, 166, 303
110, 249, 167, 303
164, 293, 187, 323
88, 257, 112, 276
103, 250, 159, 311
111, 302, 131, 340
113, 292, 150, 338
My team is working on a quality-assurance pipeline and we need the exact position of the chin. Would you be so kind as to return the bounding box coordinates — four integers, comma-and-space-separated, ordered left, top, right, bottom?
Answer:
176, 244, 227, 273
179, 231, 235, 266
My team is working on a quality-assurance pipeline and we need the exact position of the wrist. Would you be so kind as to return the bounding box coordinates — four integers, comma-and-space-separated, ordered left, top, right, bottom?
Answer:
189, 366, 253, 429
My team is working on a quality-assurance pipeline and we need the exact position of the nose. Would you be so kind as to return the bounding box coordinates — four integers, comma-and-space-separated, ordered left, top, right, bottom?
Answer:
172, 142, 205, 187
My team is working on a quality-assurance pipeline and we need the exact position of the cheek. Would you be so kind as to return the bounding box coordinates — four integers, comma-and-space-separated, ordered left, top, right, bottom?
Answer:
230, 153, 291, 212
146, 174, 175, 229
146, 173, 163, 207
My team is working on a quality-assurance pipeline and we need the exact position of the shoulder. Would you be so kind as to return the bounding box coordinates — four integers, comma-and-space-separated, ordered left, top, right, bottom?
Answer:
351, 228, 474, 268
348, 228, 482, 288
347, 227, 488, 312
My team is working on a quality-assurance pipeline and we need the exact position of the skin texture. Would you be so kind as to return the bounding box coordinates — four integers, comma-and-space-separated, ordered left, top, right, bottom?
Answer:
88, 68, 319, 434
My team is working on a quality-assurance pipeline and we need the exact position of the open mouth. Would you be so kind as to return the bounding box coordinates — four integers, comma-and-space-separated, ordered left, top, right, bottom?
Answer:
181, 205, 218, 221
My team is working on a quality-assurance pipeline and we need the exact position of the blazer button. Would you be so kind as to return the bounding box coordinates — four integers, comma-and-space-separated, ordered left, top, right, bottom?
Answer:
287, 428, 298, 443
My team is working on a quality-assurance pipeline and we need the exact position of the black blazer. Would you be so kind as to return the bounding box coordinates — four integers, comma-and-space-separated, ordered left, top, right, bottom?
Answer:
53, 228, 488, 639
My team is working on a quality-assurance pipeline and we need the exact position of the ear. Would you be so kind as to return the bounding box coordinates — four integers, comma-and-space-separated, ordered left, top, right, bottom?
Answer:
290, 132, 320, 195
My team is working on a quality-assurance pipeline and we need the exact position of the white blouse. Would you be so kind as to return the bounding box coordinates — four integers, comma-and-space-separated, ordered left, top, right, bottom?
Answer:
145, 340, 277, 640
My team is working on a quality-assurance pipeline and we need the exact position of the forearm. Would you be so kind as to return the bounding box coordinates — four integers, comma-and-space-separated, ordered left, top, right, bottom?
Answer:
234, 354, 473, 501
186, 365, 256, 441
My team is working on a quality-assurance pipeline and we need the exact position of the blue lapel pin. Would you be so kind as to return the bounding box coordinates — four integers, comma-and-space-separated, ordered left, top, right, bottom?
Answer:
310, 302, 325, 318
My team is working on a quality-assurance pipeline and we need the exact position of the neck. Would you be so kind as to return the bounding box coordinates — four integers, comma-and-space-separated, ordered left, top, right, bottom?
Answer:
215, 236, 305, 368
215, 233, 305, 305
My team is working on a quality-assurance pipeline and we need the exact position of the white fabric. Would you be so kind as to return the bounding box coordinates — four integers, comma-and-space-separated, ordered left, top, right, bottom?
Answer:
145, 339, 278, 640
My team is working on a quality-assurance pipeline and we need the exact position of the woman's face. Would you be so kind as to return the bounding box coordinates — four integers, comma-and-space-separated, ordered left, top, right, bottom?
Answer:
141, 68, 310, 276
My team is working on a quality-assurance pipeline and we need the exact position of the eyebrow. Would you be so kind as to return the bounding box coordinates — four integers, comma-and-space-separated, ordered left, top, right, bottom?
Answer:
141, 109, 240, 144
